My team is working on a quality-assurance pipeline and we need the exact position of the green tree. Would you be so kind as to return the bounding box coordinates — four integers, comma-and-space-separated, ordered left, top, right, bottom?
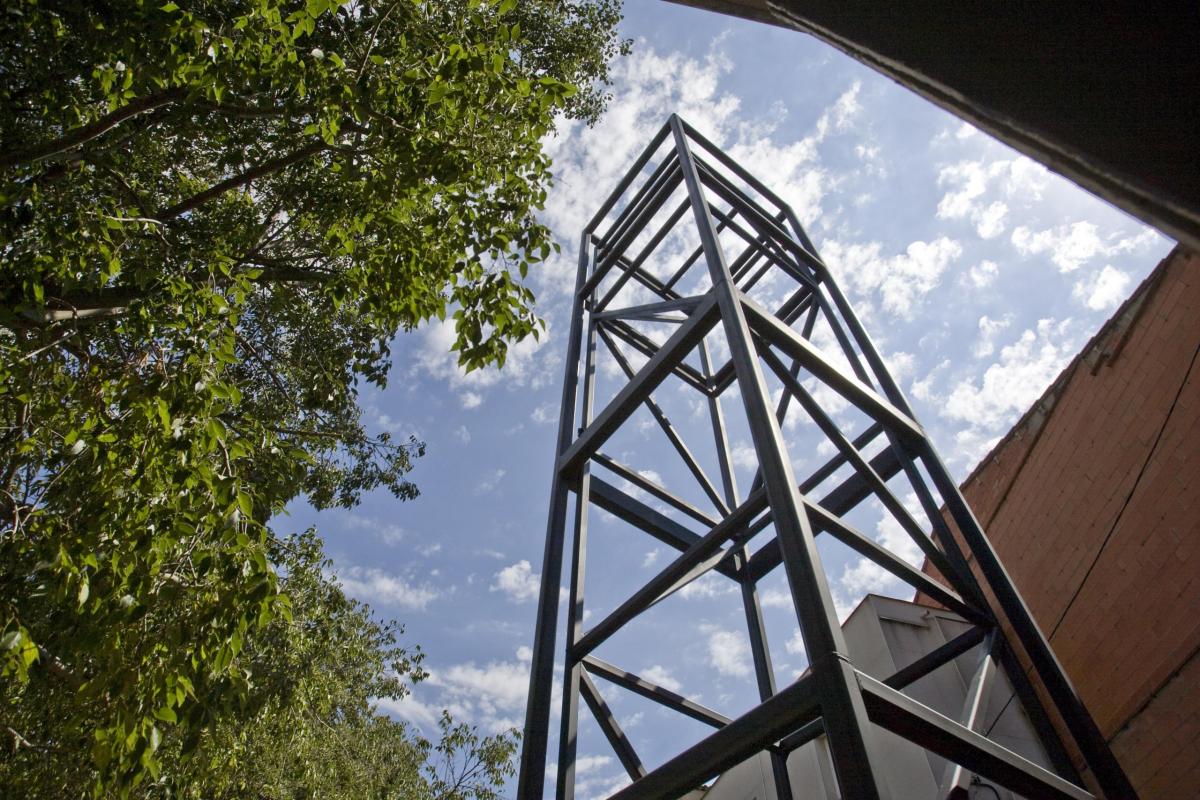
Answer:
2, 530, 519, 799
0, 0, 626, 794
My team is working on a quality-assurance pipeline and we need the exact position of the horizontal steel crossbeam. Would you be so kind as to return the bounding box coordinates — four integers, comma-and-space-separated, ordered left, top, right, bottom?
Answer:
606, 674, 820, 800
583, 477, 740, 580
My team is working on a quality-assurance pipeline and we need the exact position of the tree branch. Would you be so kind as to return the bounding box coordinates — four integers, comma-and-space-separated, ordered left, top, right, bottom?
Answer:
36, 646, 82, 688
5, 725, 48, 751
19, 263, 333, 326
155, 141, 326, 222
251, 265, 335, 283
235, 331, 294, 406
0, 88, 187, 169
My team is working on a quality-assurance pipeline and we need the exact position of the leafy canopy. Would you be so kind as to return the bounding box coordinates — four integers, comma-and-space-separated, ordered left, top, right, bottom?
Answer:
0, 0, 626, 794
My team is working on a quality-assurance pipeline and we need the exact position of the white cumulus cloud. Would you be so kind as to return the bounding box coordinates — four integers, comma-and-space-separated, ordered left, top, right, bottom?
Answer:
944, 319, 1076, 430
935, 156, 1047, 239
411, 317, 554, 398
701, 624, 751, 678
474, 468, 507, 495
973, 314, 1013, 358
963, 259, 1000, 289
490, 560, 540, 603
1011, 222, 1159, 274
336, 565, 438, 611
1073, 264, 1132, 311
678, 571, 738, 600
427, 658, 531, 734
822, 236, 963, 318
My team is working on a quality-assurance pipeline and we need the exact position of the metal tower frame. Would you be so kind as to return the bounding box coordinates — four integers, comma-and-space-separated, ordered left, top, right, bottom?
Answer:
518, 115, 1136, 800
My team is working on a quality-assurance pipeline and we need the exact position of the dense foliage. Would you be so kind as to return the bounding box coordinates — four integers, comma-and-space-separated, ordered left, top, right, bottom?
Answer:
0, 0, 626, 794
4, 531, 518, 799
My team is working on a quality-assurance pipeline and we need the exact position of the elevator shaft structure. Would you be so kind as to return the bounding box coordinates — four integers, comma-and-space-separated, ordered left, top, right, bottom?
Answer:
518, 115, 1135, 800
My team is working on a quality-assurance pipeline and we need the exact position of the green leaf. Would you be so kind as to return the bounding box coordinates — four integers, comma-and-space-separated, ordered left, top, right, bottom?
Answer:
155, 398, 171, 432
92, 735, 112, 770
236, 491, 253, 518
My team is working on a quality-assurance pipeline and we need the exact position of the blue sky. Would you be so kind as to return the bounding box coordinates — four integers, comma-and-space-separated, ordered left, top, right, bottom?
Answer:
283, 4, 1174, 797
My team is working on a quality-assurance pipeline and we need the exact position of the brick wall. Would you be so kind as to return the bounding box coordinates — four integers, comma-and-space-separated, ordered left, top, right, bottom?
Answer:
918, 245, 1199, 798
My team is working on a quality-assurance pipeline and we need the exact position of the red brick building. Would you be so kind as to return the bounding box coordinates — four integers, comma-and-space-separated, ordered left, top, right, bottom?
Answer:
921, 245, 1199, 798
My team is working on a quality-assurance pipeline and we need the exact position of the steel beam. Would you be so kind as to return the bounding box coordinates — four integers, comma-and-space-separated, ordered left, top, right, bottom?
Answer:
585, 476, 740, 581
742, 293, 923, 442
605, 674, 820, 800
600, 318, 710, 394
938, 632, 999, 798
556, 320, 599, 800
584, 120, 672, 236
882, 625, 988, 693
592, 452, 718, 529
592, 295, 703, 323
518, 233, 593, 798
584, 656, 733, 730
760, 345, 961, 584
573, 485, 765, 659
580, 671, 647, 782
597, 327, 721, 478
859, 672, 1095, 800
916, 442, 1137, 798
595, 198, 692, 313
744, 444, 903, 582
673, 113, 894, 800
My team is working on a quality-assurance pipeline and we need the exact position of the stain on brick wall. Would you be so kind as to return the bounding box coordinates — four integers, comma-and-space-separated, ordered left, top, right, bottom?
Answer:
918, 245, 1199, 798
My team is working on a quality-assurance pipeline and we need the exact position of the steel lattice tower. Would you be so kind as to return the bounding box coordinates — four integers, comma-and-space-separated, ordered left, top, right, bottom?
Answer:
517, 116, 1136, 800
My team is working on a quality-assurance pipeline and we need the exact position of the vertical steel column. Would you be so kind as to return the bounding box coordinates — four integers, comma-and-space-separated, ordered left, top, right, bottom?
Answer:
556, 319, 599, 800
518, 234, 594, 800
670, 115, 893, 800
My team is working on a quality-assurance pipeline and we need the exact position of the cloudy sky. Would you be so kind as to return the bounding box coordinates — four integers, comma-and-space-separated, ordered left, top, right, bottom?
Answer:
284, 4, 1174, 797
